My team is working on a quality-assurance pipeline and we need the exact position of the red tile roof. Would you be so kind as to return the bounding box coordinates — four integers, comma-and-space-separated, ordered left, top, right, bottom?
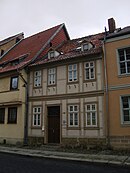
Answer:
0, 23, 69, 73
31, 32, 104, 66
0, 33, 24, 46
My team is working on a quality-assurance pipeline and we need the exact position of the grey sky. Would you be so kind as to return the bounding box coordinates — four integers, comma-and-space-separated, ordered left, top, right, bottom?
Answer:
1, 0, 130, 40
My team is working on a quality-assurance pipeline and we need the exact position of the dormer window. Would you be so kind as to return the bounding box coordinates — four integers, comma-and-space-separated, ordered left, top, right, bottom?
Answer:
81, 42, 93, 52
49, 51, 55, 58
48, 50, 60, 59
82, 43, 89, 51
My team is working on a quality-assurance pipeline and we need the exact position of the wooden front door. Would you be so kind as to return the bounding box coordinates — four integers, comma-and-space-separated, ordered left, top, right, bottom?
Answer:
47, 106, 60, 144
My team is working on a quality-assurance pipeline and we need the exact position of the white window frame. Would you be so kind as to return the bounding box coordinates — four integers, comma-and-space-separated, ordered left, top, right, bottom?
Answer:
48, 68, 56, 85
121, 96, 130, 124
118, 47, 130, 75
85, 103, 97, 127
68, 105, 79, 127
68, 64, 77, 82
34, 71, 41, 87
84, 61, 95, 80
33, 107, 41, 127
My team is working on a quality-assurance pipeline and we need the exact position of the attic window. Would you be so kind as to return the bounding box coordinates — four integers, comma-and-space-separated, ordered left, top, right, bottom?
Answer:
82, 43, 89, 51
48, 50, 60, 59
49, 51, 55, 58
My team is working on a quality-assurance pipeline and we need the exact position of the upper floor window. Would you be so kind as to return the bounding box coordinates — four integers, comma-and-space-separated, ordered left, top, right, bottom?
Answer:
33, 107, 41, 127
121, 96, 130, 124
85, 103, 97, 127
0, 108, 5, 124
10, 76, 18, 90
48, 68, 56, 85
68, 105, 79, 127
8, 107, 17, 124
118, 47, 130, 75
68, 64, 77, 82
34, 71, 41, 87
84, 61, 95, 80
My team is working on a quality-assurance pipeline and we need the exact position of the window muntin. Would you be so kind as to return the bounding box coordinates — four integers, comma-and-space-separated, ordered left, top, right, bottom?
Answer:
34, 71, 41, 87
33, 107, 41, 126
118, 47, 130, 74
8, 107, 17, 124
48, 68, 56, 85
85, 104, 97, 127
10, 76, 18, 90
68, 64, 77, 82
84, 61, 95, 80
0, 108, 5, 124
121, 96, 130, 124
68, 105, 79, 127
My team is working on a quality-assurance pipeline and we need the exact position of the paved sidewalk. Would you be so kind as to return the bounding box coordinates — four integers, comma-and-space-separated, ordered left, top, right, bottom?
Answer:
0, 145, 130, 167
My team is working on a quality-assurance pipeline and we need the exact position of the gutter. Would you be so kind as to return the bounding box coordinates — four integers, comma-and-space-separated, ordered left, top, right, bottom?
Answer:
18, 71, 28, 145
103, 35, 110, 148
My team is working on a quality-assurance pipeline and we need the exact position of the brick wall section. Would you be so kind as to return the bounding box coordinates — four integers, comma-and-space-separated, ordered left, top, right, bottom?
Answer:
61, 138, 107, 149
110, 136, 130, 149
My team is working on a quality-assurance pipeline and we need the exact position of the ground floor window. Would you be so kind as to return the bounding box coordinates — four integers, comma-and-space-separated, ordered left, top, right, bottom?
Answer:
8, 107, 17, 124
0, 108, 5, 124
85, 103, 97, 127
33, 107, 41, 127
121, 96, 130, 124
68, 105, 79, 127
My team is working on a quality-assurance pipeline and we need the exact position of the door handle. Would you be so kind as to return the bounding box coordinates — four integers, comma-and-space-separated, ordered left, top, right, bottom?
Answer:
53, 129, 54, 133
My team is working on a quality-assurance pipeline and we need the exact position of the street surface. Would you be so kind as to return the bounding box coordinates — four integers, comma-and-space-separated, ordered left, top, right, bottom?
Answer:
0, 152, 129, 173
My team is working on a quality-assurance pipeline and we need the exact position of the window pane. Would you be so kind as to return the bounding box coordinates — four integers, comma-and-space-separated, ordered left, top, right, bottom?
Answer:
91, 68, 94, 78
85, 69, 89, 79
92, 113, 96, 125
68, 65, 72, 71
120, 62, 126, 74
123, 110, 130, 121
126, 48, 130, 60
69, 106, 73, 111
87, 113, 91, 125
70, 113, 73, 125
87, 105, 90, 111
127, 62, 130, 73
73, 70, 77, 80
69, 71, 72, 81
74, 106, 77, 111
11, 77, 18, 89
122, 97, 129, 108
73, 64, 77, 70
74, 113, 78, 125
8, 107, 17, 123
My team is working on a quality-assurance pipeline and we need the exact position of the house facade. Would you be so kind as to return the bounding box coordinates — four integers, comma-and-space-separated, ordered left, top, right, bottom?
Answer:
104, 18, 130, 149
0, 24, 69, 145
28, 33, 106, 147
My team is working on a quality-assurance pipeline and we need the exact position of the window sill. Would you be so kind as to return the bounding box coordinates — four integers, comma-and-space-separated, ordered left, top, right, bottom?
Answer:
83, 79, 96, 83
10, 89, 19, 92
67, 81, 79, 85
33, 86, 42, 89
118, 74, 130, 78
47, 84, 56, 87
84, 127, 99, 130
67, 126, 80, 130
31, 126, 42, 129
121, 123, 130, 127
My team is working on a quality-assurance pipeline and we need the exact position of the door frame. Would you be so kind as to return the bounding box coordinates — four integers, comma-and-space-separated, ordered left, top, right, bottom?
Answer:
45, 104, 61, 144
